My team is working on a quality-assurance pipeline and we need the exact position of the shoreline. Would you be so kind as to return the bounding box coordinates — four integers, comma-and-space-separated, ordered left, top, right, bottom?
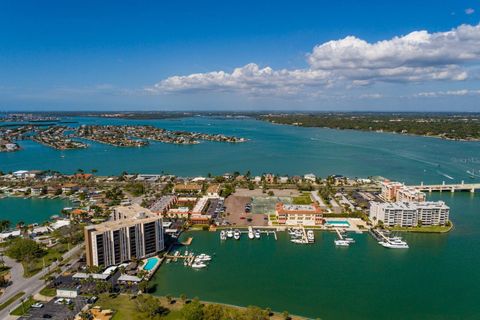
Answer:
263, 120, 480, 142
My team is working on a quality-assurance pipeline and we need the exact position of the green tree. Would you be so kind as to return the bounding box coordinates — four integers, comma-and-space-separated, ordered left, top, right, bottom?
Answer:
181, 299, 204, 320
135, 294, 169, 319
202, 304, 224, 320
5, 238, 45, 262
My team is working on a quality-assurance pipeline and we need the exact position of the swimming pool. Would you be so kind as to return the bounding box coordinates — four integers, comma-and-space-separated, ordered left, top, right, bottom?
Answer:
143, 257, 159, 271
325, 220, 350, 227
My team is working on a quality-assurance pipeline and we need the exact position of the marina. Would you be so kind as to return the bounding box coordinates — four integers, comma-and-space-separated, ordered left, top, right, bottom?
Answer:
152, 193, 480, 320
220, 228, 278, 241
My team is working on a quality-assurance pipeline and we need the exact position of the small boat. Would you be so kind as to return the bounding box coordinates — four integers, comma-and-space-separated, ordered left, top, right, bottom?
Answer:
220, 230, 227, 240
335, 240, 350, 247
248, 226, 254, 239
197, 254, 212, 261
226, 229, 233, 238
291, 239, 307, 244
191, 262, 207, 269
307, 230, 315, 242
344, 237, 355, 243
254, 229, 261, 239
234, 229, 241, 240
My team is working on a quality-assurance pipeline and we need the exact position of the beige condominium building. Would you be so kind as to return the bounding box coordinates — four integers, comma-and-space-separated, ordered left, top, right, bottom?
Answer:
85, 204, 164, 267
369, 201, 449, 227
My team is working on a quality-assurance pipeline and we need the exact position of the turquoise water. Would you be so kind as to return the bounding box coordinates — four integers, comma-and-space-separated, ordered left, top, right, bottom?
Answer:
1, 116, 480, 184
1, 116, 480, 318
0, 197, 71, 226
144, 257, 160, 271
152, 192, 480, 319
325, 220, 350, 226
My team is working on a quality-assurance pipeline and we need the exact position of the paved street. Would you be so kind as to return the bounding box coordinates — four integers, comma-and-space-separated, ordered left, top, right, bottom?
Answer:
0, 244, 83, 320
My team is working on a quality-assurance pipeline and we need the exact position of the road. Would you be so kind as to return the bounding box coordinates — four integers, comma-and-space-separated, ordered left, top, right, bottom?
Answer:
0, 243, 84, 319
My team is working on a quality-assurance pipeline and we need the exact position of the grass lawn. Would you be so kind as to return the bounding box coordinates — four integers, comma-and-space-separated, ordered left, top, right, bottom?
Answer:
0, 291, 25, 312
389, 224, 453, 233
95, 294, 138, 320
10, 296, 36, 316
39, 286, 57, 297
23, 243, 68, 277
292, 193, 312, 205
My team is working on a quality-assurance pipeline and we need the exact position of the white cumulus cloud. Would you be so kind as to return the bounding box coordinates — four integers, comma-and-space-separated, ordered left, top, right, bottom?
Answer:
148, 23, 480, 96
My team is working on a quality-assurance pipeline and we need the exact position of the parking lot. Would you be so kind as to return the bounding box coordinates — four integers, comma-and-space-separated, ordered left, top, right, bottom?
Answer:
19, 297, 88, 320
224, 195, 268, 226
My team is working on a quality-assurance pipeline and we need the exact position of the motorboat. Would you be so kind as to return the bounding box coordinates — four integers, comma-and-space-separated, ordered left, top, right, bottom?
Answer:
379, 238, 409, 249
254, 229, 261, 239
226, 229, 233, 238
335, 240, 350, 247
197, 254, 212, 261
291, 239, 307, 244
344, 237, 355, 243
191, 262, 207, 269
234, 229, 241, 240
220, 230, 227, 240
307, 230, 315, 242
248, 226, 254, 239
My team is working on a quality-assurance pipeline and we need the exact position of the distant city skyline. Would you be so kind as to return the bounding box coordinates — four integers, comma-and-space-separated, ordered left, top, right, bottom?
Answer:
1, 0, 480, 111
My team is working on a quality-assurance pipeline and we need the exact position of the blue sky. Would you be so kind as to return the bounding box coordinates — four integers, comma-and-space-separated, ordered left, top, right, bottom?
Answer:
1, 0, 480, 111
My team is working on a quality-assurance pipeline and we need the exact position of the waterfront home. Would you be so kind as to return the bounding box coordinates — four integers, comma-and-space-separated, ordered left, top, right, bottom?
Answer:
253, 176, 262, 184
278, 176, 289, 184
264, 173, 275, 184
30, 185, 44, 196
304, 173, 316, 182
73, 173, 93, 180
62, 183, 80, 194
271, 202, 323, 226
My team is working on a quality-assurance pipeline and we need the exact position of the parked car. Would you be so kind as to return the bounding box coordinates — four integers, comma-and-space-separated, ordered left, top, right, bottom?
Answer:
87, 296, 98, 304
31, 302, 44, 308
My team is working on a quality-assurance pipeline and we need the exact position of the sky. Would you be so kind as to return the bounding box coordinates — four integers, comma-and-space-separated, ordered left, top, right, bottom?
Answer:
1, 0, 480, 111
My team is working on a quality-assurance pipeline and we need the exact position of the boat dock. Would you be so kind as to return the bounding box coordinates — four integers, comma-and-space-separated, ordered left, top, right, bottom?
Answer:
369, 228, 390, 242
221, 228, 277, 240
181, 237, 193, 246
335, 228, 344, 240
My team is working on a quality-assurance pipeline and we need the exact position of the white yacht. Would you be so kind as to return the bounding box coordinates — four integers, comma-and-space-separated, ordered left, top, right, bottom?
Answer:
379, 238, 409, 249
234, 229, 241, 240
335, 239, 350, 247
226, 229, 233, 238
254, 229, 261, 239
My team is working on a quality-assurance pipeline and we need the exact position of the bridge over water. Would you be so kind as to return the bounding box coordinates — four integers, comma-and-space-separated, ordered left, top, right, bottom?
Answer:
410, 181, 480, 193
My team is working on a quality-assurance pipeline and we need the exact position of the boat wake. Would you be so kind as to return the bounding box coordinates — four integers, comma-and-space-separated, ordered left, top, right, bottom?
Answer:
437, 171, 454, 180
